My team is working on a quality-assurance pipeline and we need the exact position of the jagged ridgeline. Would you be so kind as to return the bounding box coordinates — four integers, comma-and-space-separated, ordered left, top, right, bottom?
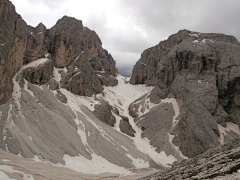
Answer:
0, 0, 117, 106
1, 0, 240, 179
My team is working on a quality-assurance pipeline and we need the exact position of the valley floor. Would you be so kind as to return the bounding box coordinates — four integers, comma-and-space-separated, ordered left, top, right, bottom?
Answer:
0, 147, 159, 180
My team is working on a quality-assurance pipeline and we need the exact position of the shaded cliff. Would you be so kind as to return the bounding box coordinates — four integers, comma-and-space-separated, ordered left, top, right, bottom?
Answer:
130, 30, 240, 158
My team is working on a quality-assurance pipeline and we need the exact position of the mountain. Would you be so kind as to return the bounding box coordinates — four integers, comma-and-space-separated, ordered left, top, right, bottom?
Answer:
130, 29, 240, 158
0, 0, 240, 179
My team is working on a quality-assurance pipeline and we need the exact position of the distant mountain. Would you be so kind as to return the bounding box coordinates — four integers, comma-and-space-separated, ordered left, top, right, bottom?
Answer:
0, 0, 240, 179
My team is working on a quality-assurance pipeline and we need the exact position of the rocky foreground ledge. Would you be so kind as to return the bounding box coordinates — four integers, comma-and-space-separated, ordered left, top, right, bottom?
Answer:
139, 138, 240, 180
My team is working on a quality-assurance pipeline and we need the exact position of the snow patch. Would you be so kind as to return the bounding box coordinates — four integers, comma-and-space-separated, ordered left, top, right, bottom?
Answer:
29, 135, 33, 140
113, 113, 121, 132
226, 122, 240, 135
201, 39, 206, 43
63, 153, 132, 175
126, 153, 149, 169
189, 33, 199, 37
0, 171, 15, 180
0, 165, 34, 180
218, 122, 240, 145
102, 74, 179, 167
45, 53, 50, 58
139, 62, 147, 66
218, 124, 230, 145
2, 159, 10, 162
23, 80, 35, 97
167, 133, 188, 159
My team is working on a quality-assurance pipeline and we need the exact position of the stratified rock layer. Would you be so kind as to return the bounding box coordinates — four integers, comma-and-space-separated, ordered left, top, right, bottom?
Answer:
139, 138, 240, 180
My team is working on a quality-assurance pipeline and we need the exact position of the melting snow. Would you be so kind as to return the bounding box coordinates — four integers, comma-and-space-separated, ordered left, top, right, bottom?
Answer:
0, 165, 35, 180
57, 88, 133, 174
103, 75, 177, 167
218, 122, 240, 145
139, 62, 147, 66
189, 33, 199, 37
2, 159, 10, 162
29, 135, 33, 141
126, 153, 149, 169
63, 153, 132, 175
23, 80, 35, 97
12, 58, 50, 110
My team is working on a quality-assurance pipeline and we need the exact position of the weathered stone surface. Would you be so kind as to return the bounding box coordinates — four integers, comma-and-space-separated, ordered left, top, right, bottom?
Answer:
47, 16, 118, 96
47, 79, 59, 90
22, 59, 54, 85
97, 71, 118, 87
60, 53, 103, 96
0, 0, 27, 105
0, 0, 48, 105
131, 29, 240, 158
93, 100, 116, 127
55, 90, 67, 103
119, 116, 136, 137
139, 138, 240, 180
47, 16, 83, 68
131, 29, 240, 86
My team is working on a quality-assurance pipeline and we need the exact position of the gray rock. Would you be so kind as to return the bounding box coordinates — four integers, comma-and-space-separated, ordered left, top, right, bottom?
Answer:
92, 100, 116, 127
0, 0, 47, 105
138, 138, 240, 180
47, 79, 59, 90
149, 84, 169, 104
130, 29, 240, 158
0, 1, 118, 104
119, 116, 136, 137
22, 59, 54, 85
56, 90, 67, 103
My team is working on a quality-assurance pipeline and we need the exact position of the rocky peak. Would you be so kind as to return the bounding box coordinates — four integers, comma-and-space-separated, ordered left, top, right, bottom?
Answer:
0, 0, 118, 105
47, 16, 84, 68
35, 22, 47, 34
130, 29, 240, 158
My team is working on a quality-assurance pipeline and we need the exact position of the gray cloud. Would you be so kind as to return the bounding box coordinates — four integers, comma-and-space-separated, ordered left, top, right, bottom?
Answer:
11, 0, 240, 77
120, 0, 240, 41
28, 0, 67, 9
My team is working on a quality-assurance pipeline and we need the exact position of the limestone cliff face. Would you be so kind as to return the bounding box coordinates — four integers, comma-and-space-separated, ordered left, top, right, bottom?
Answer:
0, 0, 46, 105
130, 30, 240, 158
49, 17, 118, 96
0, 0, 118, 105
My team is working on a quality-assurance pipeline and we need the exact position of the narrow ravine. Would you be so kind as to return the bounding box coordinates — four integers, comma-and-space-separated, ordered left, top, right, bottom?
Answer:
103, 75, 177, 167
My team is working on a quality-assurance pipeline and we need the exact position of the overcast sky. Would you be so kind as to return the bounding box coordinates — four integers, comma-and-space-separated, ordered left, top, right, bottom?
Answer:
11, 0, 240, 77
